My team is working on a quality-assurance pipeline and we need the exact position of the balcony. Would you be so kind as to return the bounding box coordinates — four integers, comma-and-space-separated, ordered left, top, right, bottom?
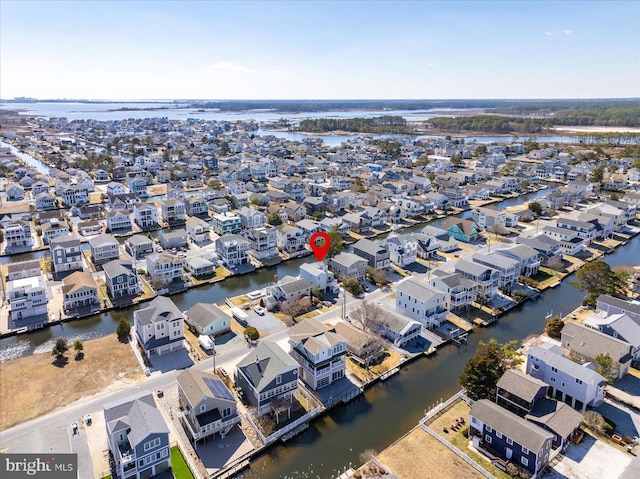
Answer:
117, 441, 135, 464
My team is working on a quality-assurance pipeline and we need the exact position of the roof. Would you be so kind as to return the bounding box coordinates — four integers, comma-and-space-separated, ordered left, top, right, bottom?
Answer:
103, 259, 134, 279
470, 399, 554, 453
527, 344, 607, 384
62, 271, 97, 294
334, 321, 378, 353
177, 369, 235, 407
353, 238, 388, 256
276, 277, 311, 295
331, 252, 367, 269
444, 218, 478, 236
377, 310, 421, 335
497, 369, 547, 403
525, 398, 584, 439
49, 234, 80, 248
126, 234, 153, 246
561, 321, 632, 362
597, 294, 640, 316
431, 272, 477, 290
397, 278, 445, 300
7, 259, 41, 274
496, 244, 539, 261
517, 234, 559, 251
89, 234, 119, 248
473, 252, 520, 270
455, 259, 494, 278
104, 393, 169, 447
135, 295, 183, 326
236, 341, 299, 393
185, 303, 229, 329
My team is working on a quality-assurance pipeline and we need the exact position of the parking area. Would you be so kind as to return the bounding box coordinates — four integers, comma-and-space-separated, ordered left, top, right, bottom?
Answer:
243, 309, 287, 335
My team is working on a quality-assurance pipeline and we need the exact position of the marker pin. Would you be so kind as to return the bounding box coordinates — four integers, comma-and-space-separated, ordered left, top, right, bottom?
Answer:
309, 232, 331, 262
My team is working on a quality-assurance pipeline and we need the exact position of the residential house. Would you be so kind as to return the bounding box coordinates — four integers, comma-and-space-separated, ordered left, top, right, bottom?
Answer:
329, 252, 368, 282
443, 218, 479, 242
299, 262, 339, 294
106, 210, 132, 232
472, 207, 507, 232
472, 252, 521, 291
215, 234, 250, 268
127, 177, 148, 197
42, 219, 70, 245
125, 234, 154, 259
4, 220, 33, 249
555, 218, 596, 244
235, 341, 300, 416
158, 229, 187, 250
270, 276, 312, 304
184, 303, 231, 337
59, 184, 89, 206
7, 276, 48, 320
333, 321, 385, 366
496, 244, 541, 277
184, 256, 215, 278
384, 234, 418, 267
516, 235, 563, 268
396, 278, 447, 329
370, 310, 421, 347
89, 234, 120, 266
134, 295, 186, 358
184, 194, 209, 217
353, 238, 390, 270
429, 272, 478, 311
109, 193, 138, 211
31, 180, 50, 196
238, 206, 266, 229
103, 259, 140, 300
455, 259, 500, 302
104, 394, 171, 479
177, 369, 240, 442
78, 220, 103, 237
35, 192, 55, 210
50, 234, 83, 274
6, 259, 41, 281
583, 312, 640, 359
245, 226, 279, 261
161, 198, 186, 225
6, 183, 25, 201
527, 343, 606, 412
561, 321, 634, 379
133, 203, 159, 230
62, 271, 99, 313
496, 369, 548, 418
288, 318, 348, 390
211, 212, 242, 236
145, 253, 184, 284
596, 294, 640, 323
277, 225, 305, 253
106, 181, 127, 196
186, 216, 210, 243
342, 211, 373, 234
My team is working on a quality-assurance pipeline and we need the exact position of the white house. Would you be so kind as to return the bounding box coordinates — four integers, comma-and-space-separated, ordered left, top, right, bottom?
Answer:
396, 278, 448, 329
145, 253, 184, 284
384, 234, 418, 267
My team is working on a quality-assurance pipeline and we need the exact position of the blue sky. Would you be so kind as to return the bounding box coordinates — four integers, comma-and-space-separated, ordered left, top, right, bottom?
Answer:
1, 0, 638, 100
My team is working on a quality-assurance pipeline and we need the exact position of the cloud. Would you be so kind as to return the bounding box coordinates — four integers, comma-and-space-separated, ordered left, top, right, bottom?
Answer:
427, 63, 433, 67
544, 31, 554, 36
562, 29, 573, 35
205, 61, 261, 75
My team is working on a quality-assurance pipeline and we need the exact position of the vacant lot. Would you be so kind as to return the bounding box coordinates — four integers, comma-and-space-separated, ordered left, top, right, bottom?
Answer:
0, 334, 144, 430
377, 426, 484, 479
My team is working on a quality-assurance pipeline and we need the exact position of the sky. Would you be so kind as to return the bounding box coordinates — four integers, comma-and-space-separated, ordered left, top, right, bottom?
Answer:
1, 0, 639, 100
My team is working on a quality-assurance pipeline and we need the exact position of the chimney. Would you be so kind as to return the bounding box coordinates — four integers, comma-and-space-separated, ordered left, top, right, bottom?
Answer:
255, 356, 262, 373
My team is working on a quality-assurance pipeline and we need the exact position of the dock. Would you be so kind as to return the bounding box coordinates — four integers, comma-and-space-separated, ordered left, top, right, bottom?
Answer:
380, 367, 400, 381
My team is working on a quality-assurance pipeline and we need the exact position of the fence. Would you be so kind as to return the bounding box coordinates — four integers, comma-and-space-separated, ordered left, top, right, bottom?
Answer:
245, 407, 322, 445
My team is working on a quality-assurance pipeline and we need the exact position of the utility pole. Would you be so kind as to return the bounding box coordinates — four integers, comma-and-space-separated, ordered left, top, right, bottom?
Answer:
210, 335, 216, 373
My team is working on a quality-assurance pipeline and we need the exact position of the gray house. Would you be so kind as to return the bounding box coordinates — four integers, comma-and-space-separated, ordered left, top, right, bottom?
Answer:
104, 393, 171, 479
184, 303, 231, 337
353, 238, 390, 270
158, 228, 188, 250
125, 234, 154, 259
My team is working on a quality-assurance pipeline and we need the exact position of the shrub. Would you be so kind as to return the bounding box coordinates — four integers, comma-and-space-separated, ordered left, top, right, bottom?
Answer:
116, 318, 131, 339
244, 326, 259, 341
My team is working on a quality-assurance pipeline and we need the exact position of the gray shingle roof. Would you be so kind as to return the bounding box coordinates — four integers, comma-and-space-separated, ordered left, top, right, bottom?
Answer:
561, 321, 632, 362
497, 369, 547, 403
135, 295, 183, 326
236, 341, 299, 393
525, 398, 583, 440
104, 393, 169, 447
177, 369, 234, 407
397, 278, 444, 300
185, 303, 229, 329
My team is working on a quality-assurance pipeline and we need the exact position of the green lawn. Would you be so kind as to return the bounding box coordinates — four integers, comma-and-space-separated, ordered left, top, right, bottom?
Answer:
171, 446, 195, 479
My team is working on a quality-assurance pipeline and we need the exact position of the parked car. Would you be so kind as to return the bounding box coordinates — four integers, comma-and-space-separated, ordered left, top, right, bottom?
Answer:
254, 305, 266, 315
71, 422, 78, 435
85, 414, 92, 426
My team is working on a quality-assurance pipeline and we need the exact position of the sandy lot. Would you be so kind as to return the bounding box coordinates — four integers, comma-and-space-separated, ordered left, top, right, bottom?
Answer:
377, 426, 484, 479
547, 434, 632, 479
0, 334, 145, 430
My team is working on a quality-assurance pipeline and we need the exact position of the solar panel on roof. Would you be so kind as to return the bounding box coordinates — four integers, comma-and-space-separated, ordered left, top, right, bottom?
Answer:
203, 377, 234, 401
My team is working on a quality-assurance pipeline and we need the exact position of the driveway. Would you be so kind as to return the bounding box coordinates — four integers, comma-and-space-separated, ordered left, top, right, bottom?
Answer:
244, 310, 286, 335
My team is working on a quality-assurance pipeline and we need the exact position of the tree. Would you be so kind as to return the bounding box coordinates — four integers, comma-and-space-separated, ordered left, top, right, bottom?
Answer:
249, 196, 261, 206
594, 353, 618, 383
459, 339, 521, 400
570, 259, 628, 307
73, 339, 84, 359
528, 201, 543, 216
343, 278, 363, 296
583, 411, 607, 436
310, 287, 324, 303
589, 164, 606, 183
350, 301, 384, 333
450, 154, 463, 166
270, 397, 290, 424
267, 212, 283, 226
116, 318, 131, 339
326, 226, 343, 258
280, 296, 309, 324
367, 267, 390, 287
244, 326, 259, 341
0, 229, 4, 244
51, 338, 69, 358
545, 317, 564, 339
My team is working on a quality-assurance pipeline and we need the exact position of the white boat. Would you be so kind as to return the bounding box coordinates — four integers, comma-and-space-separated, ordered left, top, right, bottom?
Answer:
198, 335, 214, 350
545, 310, 553, 319
231, 307, 248, 323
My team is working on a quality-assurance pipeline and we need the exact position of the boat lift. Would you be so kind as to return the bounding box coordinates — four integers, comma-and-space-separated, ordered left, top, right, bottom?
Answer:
449, 327, 468, 345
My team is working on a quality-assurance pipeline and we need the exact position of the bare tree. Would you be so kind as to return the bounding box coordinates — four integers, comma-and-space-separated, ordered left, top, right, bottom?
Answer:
280, 295, 310, 325
350, 301, 384, 333
361, 336, 385, 369
270, 397, 290, 425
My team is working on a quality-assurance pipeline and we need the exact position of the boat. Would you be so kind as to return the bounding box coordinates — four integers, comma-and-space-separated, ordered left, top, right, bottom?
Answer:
545, 310, 553, 319
231, 307, 248, 324
198, 335, 214, 350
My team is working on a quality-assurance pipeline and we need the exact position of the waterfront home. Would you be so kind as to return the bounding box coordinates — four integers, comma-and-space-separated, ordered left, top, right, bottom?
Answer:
133, 202, 159, 230
353, 238, 390, 270
370, 310, 421, 347
516, 234, 562, 267
454, 259, 500, 303
443, 217, 479, 243
31, 180, 50, 196
145, 253, 184, 285
276, 224, 305, 254
561, 321, 634, 379
555, 218, 596, 244
6, 183, 25, 201
471, 207, 507, 232
177, 369, 240, 443
596, 294, 640, 323
158, 228, 187, 250
271, 276, 312, 304
7, 275, 48, 320
109, 193, 138, 211
184, 194, 208, 217
4, 219, 33, 249
299, 261, 339, 294
184, 303, 231, 337
342, 211, 373, 234
134, 295, 186, 358
35, 192, 55, 210
333, 321, 385, 366
235, 341, 300, 416
42, 218, 70, 245
58, 183, 89, 206
50, 234, 83, 274
62, 271, 99, 313
469, 399, 553, 477
103, 259, 140, 300
77, 220, 102, 236
72, 204, 103, 220
215, 234, 250, 269
495, 244, 541, 277
184, 256, 215, 278
496, 369, 548, 418
288, 318, 348, 390
89, 234, 120, 266
396, 278, 447, 329
185, 216, 210, 243
319, 217, 351, 236
329, 252, 368, 283
428, 272, 478, 311
246, 226, 279, 261
104, 393, 171, 479
106, 181, 127, 196
127, 177, 149, 197
421, 225, 459, 252
583, 312, 640, 358
472, 252, 521, 292
295, 219, 322, 239
238, 206, 266, 229
527, 343, 606, 412
125, 234, 154, 259
106, 210, 132, 232
211, 212, 242, 236
160, 198, 186, 226
384, 234, 418, 267
7, 259, 41, 281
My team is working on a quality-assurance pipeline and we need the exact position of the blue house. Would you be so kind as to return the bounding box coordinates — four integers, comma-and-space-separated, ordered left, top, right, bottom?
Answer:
469, 399, 553, 476
443, 217, 479, 242
184, 303, 231, 337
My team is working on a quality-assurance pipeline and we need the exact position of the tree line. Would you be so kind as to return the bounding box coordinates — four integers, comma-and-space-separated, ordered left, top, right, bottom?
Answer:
296, 116, 412, 133
428, 115, 552, 134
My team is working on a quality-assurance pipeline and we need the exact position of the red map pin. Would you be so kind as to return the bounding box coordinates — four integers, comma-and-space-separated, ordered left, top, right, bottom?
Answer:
309, 232, 331, 262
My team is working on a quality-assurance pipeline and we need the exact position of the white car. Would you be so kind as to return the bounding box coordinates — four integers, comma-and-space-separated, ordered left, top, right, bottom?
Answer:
254, 306, 266, 315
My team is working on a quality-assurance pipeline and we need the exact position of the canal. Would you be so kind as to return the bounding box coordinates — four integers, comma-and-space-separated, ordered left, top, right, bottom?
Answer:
238, 235, 640, 479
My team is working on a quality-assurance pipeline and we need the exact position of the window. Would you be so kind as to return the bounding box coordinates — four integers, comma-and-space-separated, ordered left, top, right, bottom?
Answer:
521, 457, 529, 467
486, 426, 493, 433
522, 446, 529, 455
485, 435, 492, 444
200, 404, 206, 413
496, 431, 503, 439
550, 377, 555, 382
276, 375, 282, 385
506, 437, 513, 445
576, 378, 583, 385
